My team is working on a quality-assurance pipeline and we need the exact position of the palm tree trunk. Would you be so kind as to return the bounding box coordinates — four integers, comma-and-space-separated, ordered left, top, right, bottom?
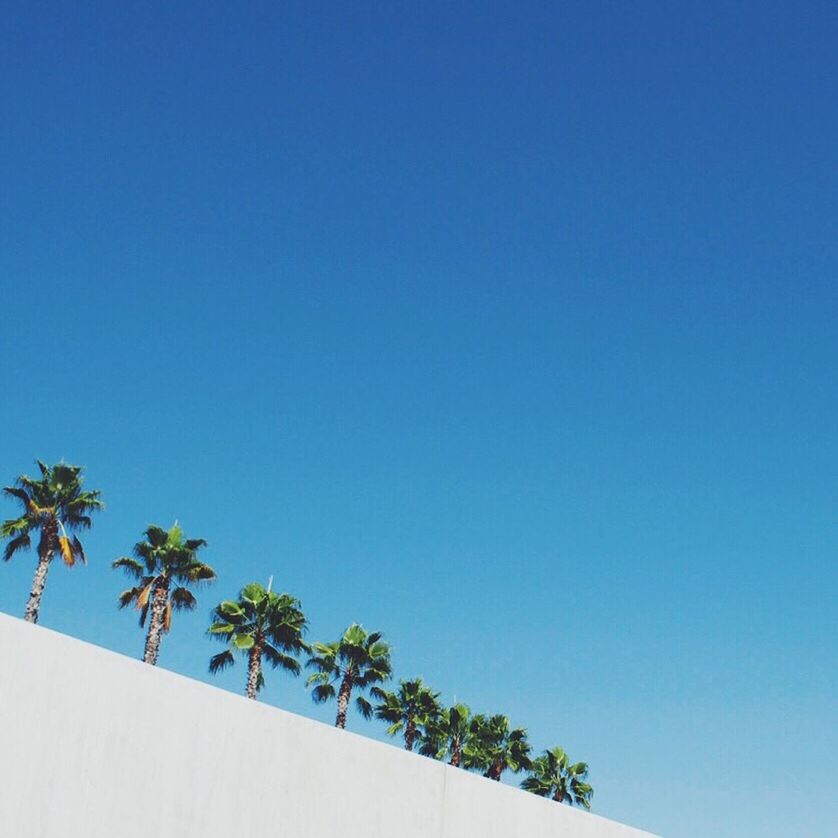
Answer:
142, 579, 170, 665
24, 547, 53, 624
246, 643, 262, 699
449, 741, 461, 768
405, 719, 416, 751
335, 673, 353, 728
489, 760, 503, 781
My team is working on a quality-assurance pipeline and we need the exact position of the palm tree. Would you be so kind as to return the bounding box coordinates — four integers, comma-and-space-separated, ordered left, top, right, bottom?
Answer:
521, 747, 593, 809
208, 581, 309, 700
375, 678, 441, 751
464, 714, 532, 781
1, 460, 103, 624
306, 623, 392, 728
421, 703, 472, 767
113, 522, 215, 665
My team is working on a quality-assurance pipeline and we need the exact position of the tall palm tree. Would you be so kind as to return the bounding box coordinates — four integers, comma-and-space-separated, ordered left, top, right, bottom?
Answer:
208, 582, 309, 700
521, 747, 593, 809
464, 714, 532, 781
1, 460, 103, 624
113, 522, 215, 665
306, 623, 392, 728
421, 703, 472, 767
375, 678, 441, 752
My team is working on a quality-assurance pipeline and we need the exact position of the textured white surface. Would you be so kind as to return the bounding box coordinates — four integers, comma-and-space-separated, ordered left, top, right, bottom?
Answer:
0, 613, 656, 837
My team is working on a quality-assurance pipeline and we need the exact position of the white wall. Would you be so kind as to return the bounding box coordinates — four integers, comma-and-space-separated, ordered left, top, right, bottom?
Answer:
0, 613, 656, 837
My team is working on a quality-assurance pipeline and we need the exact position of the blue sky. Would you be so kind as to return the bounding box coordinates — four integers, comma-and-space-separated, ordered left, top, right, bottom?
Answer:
1, 2, 836, 835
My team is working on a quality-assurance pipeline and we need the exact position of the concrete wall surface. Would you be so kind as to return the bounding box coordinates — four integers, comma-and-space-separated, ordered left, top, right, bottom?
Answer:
0, 613, 657, 837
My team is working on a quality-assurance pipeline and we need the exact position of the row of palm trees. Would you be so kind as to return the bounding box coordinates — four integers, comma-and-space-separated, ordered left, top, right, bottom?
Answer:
1, 460, 594, 809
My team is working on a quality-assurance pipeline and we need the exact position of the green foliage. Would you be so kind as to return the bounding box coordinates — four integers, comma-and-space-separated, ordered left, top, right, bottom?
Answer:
375, 678, 442, 750
208, 582, 309, 695
1, 460, 102, 564
305, 623, 392, 723
521, 747, 593, 809
113, 521, 214, 631
463, 714, 532, 780
421, 703, 472, 764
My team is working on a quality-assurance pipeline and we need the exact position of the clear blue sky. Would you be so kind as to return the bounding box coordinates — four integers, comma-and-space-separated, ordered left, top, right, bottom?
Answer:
1, 2, 836, 835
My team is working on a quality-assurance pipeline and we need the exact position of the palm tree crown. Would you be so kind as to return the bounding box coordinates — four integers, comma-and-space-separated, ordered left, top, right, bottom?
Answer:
375, 678, 442, 751
421, 703, 472, 767
2, 460, 103, 623
113, 522, 215, 665
521, 747, 593, 809
464, 714, 532, 780
208, 582, 309, 700
306, 623, 392, 728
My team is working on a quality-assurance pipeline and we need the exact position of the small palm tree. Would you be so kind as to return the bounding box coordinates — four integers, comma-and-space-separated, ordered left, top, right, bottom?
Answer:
208, 581, 309, 700
1, 460, 103, 623
113, 522, 215, 665
306, 623, 392, 728
464, 714, 532, 781
375, 678, 442, 751
521, 747, 593, 809
421, 703, 472, 767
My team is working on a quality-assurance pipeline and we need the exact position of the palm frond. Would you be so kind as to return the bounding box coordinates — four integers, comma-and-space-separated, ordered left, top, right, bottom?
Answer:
182, 561, 215, 584
311, 683, 337, 704
58, 536, 75, 566
213, 600, 246, 622
356, 695, 374, 720
2, 486, 31, 508
50, 463, 80, 486
3, 532, 31, 561
170, 586, 197, 611
342, 623, 367, 647
112, 556, 145, 579
71, 515, 92, 530
183, 538, 207, 551
132, 540, 156, 569
144, 525, 169, 548
520, 774, 550, 795
309, 640, 339, 659
0, 515, 30, 539
355, 665, 390, 687
135, 581, 153, 610
64, 491, 104, 521
117, 588, 140, 609
209, 650, 236, 674
374, 693, 402, 725
16, 476, 41, 499
239, 582, 266, 605
72, 536, 87, 565
232, 633, 256, 650
262, 643, 302, 675
68, 488, 103, 505
208, 621, 236, 638
305, 670, 334, 688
